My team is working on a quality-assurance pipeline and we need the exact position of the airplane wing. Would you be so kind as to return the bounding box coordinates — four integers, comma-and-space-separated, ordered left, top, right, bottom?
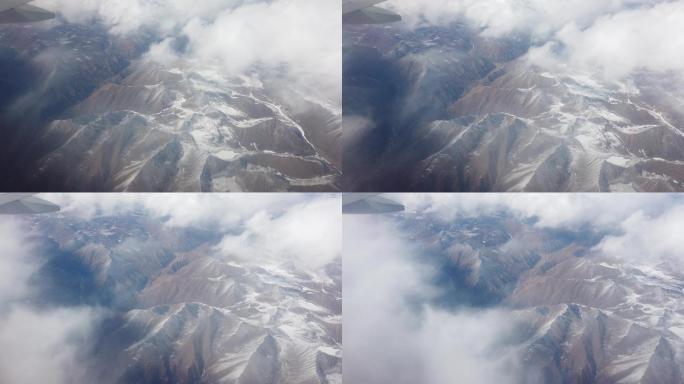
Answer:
0, 2, 55, 24
0, 194, 60, 215
343, 0, 401, 25
343, 0, 387, 14
343, 193, 405, 214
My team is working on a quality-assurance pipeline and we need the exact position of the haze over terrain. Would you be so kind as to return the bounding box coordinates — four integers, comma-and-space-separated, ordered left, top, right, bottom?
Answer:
0, 0, 341, 191
345, 194, 684, 383
0, 194, 342, 384
343, 0, 684, 192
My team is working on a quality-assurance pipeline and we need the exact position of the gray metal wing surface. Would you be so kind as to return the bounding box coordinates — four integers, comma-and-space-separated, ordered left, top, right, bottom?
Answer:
0, 0, 55, 24
0, 194, 60, 215
343, 193, 405, 214
343, 0, 401, 25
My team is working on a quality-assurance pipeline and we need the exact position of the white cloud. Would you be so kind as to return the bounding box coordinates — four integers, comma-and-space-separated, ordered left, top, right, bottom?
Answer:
595, 204, 684, 265
43, 193, 310, 227
36, 0, 341, 101
343, 215, 518, 384
396, 193, 684, 267
0, 217, 98, 384
397, 193, 678, 228
42, 193, 341, 271
180, 0, 341, 101
36, 0, 244, 34
386, 0, 647, 37
385, 0, 683, 80
0, 307, 96, 384
215, 195, 341, 270
528, 1, 684, 80
0, 219, 38, 304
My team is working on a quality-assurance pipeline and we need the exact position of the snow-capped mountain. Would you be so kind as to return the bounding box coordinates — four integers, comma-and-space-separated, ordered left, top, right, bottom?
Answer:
28, 211, 341, 384
35, 63, 341, 192
416, 65, 684, 192
343, 23, 684, 192
395, 212, 684, 383
0, 20, 341, 191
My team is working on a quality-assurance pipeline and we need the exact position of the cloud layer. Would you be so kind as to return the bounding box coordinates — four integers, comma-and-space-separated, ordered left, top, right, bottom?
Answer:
42, 194, 342, 271
596, 204, 684, 266
35, 0, 341, 100
214, 195, 342, 270
344, 215, 517, 384
44, 193, 308, 227
0, 218, 97, 384
398, 193, 679, 228
44, 193, 341, 270
386, 0, 683, 80
0, 219, 37, 304
0, 307, 96, 384
387, 0, 643, 37
529, 1, 684, 80
397, 193, 684, 266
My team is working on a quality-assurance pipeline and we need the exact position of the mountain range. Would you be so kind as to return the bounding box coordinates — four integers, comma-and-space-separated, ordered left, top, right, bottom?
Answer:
343, 23, 684, 192
25, 209, 341, 384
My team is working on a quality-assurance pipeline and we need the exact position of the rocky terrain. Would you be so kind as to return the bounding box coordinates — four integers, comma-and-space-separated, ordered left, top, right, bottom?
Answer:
392, 211, 684, 383
25, 209, 342, 384
343, 23, 684, 192
0, 21, 341, 191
